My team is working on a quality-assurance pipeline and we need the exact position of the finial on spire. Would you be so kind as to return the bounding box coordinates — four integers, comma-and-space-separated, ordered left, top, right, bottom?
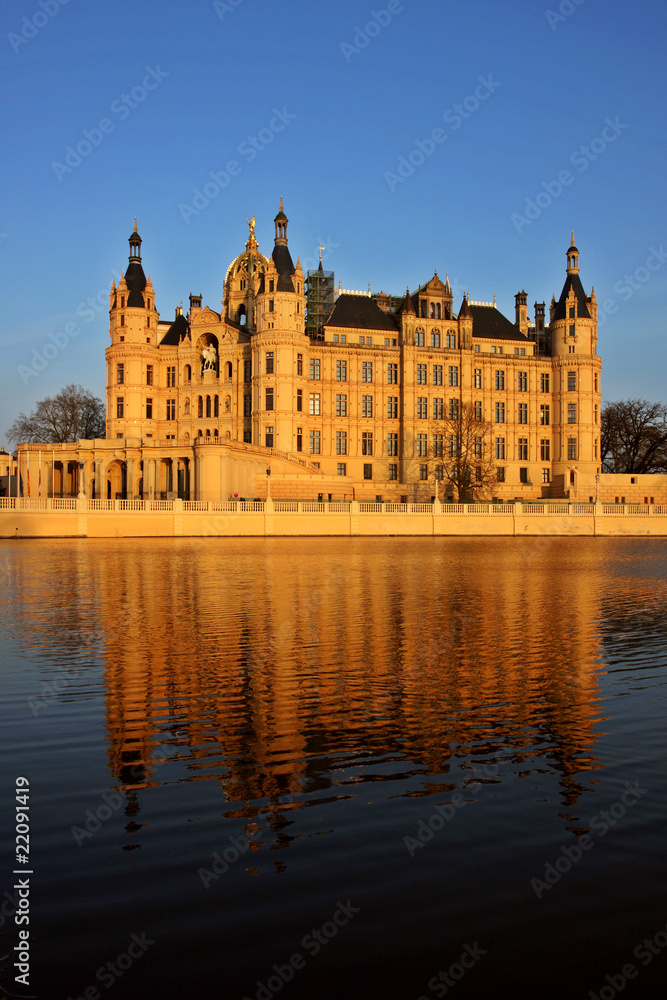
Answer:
133, 217, 138, 233
571, 230, 575, 246
279, 195, 284, 213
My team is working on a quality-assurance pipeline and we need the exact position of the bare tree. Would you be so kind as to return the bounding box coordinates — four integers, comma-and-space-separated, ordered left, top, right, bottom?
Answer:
436, 401, 496, 501
601, 399, 667, 474
8, 384, 105, 444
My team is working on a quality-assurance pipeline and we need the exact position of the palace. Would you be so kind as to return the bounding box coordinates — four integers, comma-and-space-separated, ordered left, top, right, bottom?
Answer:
17, 204, 605, 502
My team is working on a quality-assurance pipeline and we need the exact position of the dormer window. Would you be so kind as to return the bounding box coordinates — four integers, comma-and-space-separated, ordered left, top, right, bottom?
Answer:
121, 296, 125, 308
269, 279, 275, 293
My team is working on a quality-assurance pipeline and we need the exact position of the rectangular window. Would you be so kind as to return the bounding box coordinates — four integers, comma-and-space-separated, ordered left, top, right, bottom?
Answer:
266, 352, 274, 374
387, 432, 399, 456
446, 332, 456, 349
568, 437, 577, 460
433, 364, 443, 386
166, 398, 176, 420
433, 398, 443, 420
167, 366, 176, 387
518, 402, 528, 424
387, 396, 398, 419
116, 397, 124, 418
495, 370, 505, 391
417, 433, 428, 457
569, 324, 575, 337
417, 397, 428, 419
540, 439, 550, 461
568, 403, 577, 423
433, 434, 443, 457
336, 393, 348, 417
540, 404, 550, 425
336, 430, 347, 455
431, 331, 440, 347
520, 467, 528, 483
243, 394, 251, 417
495, 402, 505, 423
540, 373, 550, 392
417, 364, 427, 385
269, 300, 274, 313
362, 432, 373, 456
362, 395, 373, 418
415, 329, 425, 346
309, 430, 321, 454
388, 464, 398, 481
448, 398, 459, 420
594, 373, 599, 392
116, 363, 124, 384
244, 359, 251, 383
518, 438, 528, 461
310, 358, 320, 380
388, 363, 398, 384
296, 428, 302, 452
474, 400, 482, 422
448, 365, 459, 387
362, 361, 373, 383
518, 371, 528, 391
363, 464, 373, 480
146, 365, 153, 385
497, 467, 505, 482
336, 359, 347, 382
474, 436, 482, 459
542, 468, 550, 483
296, 389, 303, 412
474, 368, 482, 389
243, 430, 252, 443
419, 464, 429, 481
448, 434, 459, 458
297, 353, 303, 376
567, 371, 577, 391
337, 463, 347, 476
309, 393, 320, 416
265, 426, 274, 448
146, 398, 153, 419
265, 388, 274, 411
495, 437, 505, 460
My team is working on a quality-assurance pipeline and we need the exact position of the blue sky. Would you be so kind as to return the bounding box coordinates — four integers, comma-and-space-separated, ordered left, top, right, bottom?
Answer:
1, 0, 666, 444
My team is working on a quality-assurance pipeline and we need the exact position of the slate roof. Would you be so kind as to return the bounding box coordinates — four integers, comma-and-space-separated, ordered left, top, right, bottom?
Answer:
160, 313, 189, 345
271, 244, 295, 292
552, 273, 591, 321
124, 260, 146, 307
324, 294, 400, 332
469, 304, 529, 341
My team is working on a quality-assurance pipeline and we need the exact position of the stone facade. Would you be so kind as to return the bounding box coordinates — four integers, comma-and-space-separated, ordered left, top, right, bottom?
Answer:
15, 207, 610, 502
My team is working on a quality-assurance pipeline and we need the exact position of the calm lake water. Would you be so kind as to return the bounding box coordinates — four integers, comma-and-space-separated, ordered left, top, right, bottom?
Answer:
1, 536, 666, 999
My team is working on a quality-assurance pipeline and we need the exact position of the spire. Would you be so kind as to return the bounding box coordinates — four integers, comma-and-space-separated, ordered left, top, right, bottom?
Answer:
274, 197, 288, 244
400, 287, 415, 315
271, 199, 294, 289
566, 233, 580, 274
129, 219, 142, 262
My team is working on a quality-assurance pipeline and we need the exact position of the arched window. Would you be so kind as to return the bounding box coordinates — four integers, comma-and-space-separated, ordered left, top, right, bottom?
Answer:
198, 396, 203, 418
206, 428, 211, 437
430, 303, 435, 318
214, 428, 218, 438
214, 396, 219, 417
185, 364, 191, 383
198, 429, 203, 437
225, 361, 232, 379
206, 396, 211, 417
436, 303, 441, 319
239, 305, 247, 326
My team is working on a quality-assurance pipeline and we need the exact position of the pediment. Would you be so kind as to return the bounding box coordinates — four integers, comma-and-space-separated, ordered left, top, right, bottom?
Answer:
192, 307, 221, 325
